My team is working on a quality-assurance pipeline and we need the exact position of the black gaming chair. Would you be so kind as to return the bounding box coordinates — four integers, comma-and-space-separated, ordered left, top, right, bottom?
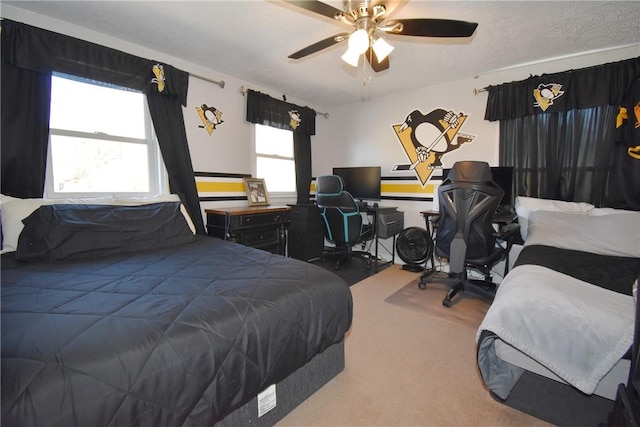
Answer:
419, 161, 519, 307
315, 175, 374, 270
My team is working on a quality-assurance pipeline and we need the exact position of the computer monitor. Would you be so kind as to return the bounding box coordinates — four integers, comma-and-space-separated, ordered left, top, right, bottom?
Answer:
332, 166, 381, 201
442, 166, 514, 212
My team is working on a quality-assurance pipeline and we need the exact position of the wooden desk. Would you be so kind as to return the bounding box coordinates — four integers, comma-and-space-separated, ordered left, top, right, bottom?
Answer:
205, 206, 291, 255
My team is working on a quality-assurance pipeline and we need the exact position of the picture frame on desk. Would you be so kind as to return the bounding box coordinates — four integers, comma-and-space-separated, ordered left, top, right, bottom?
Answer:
244, 178, 270, 207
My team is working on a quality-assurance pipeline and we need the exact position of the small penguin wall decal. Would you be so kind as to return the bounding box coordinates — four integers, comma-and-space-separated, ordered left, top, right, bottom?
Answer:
196, 104, 224, 136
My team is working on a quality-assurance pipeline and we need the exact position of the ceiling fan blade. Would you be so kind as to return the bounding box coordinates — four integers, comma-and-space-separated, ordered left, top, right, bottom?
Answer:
385, 18, 478, 38
288, 33, 350, 59
281, 0, 344, 20
365, 47, 390, 72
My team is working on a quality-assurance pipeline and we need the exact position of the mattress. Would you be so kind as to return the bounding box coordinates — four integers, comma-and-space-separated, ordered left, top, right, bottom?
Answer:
494, 339, 630, 400
1, 203, 353, 427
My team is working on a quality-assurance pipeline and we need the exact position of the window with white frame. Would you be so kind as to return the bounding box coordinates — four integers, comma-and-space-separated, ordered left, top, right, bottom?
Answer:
46, 73, 166, 198
254, 124, 296, 194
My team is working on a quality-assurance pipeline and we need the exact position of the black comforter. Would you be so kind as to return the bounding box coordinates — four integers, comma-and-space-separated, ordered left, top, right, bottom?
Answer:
514, 244, 640, 295
1, 234, 352, 426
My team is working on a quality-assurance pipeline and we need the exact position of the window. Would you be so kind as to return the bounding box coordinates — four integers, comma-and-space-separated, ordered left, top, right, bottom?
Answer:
46, 74, 166, 197
254, 124, 296, 194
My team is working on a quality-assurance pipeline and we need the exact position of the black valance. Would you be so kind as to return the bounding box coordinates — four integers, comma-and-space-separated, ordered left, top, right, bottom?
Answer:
485, 57, 640, 121
245, 89, 316, 135
1, 19, 188, 106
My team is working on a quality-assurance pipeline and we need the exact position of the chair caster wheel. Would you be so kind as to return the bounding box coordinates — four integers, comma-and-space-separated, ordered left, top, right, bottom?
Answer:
418, 281, 427, 290
442, 298, 452, 307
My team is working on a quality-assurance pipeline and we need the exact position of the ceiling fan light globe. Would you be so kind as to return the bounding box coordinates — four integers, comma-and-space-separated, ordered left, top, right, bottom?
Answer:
341, 48, 361, 67
348, 29, 369, 55
372, 37, 394, 62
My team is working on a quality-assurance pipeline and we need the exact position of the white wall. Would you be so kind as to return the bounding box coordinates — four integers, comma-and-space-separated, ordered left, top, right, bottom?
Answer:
314, 45, 640, 233
4, 6, 638, 260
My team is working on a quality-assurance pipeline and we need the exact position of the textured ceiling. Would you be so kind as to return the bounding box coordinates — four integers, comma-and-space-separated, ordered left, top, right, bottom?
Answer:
4, 1, 640, 108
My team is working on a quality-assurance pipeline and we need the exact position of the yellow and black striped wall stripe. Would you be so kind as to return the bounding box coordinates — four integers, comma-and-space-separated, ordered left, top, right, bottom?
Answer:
195, 172, 250, 202
311, 175, 441, 203
196, 172, 444, 203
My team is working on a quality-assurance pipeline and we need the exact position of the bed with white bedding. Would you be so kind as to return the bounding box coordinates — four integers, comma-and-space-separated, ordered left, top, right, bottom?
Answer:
476, 197, 640, 426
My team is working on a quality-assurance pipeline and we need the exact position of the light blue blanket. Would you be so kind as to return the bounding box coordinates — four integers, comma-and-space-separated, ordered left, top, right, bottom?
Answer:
477, 264, 635, 398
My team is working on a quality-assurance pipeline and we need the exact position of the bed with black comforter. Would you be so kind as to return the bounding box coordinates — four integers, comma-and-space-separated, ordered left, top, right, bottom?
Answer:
1, 202, 353, 426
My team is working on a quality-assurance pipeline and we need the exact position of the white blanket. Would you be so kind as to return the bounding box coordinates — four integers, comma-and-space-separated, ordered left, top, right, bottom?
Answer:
476, 264, 635, 395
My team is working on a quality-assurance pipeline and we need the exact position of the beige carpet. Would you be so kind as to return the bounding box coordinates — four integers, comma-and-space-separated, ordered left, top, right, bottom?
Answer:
384, 276, 490, 330
277, 265, 552, 427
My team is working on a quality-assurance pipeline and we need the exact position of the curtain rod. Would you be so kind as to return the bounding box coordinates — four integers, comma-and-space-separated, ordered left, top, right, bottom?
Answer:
191, 73, 225, 89
473, 87, 488, 95
240, 85, 329, 119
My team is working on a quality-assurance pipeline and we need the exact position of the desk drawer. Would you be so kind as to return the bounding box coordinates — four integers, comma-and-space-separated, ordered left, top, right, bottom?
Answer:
239, 227, 279, 247
240, 212, 288, 227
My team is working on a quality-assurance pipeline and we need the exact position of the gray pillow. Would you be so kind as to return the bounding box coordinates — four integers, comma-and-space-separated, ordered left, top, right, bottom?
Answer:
525, 210, 640, 258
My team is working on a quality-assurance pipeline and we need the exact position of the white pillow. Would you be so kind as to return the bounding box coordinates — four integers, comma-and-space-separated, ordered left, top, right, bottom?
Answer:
587, 207, 632, 216
0, 194, 20, 206
0, 193, 195, 254
524, 210, 640, 258
515, 196, 594, 240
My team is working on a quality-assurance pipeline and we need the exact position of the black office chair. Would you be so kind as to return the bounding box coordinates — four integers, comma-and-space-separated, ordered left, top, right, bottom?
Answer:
315, 175, 375, 270
419, 161, 519, 307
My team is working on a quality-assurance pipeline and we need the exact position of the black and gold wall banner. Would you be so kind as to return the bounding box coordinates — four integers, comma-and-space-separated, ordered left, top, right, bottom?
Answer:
485, 57, 640, 121
391, 108, 476, 186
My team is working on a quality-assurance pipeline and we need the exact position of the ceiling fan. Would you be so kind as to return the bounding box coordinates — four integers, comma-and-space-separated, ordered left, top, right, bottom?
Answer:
284, 0, 478, 72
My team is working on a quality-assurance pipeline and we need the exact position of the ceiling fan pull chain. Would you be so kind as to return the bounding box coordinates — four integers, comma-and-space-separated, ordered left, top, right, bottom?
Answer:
362, 61, 368, 86
362, 49, 372, 86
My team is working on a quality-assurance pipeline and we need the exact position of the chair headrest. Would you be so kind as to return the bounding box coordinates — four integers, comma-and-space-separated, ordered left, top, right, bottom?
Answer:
316, 175, 344, 194
446, 161, 493, 183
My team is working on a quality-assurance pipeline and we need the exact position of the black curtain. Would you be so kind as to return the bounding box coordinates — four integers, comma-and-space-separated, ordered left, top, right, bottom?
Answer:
0, 60, 51, 198
498, 105, 619, 205
245, 89, 316, 204
0, 20, 206, 233
487, 57, 640, 209
146, 91, 204, 233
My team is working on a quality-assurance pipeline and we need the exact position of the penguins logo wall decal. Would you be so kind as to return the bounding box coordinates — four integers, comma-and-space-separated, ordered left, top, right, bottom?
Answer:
533, 83, 564, 111
196, 104, 224, 136
288, 110, 302, 129
392, 108, 475, 186
151, 64, 166, 93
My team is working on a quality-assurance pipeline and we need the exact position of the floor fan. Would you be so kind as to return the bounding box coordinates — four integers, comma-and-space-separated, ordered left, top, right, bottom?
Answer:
395, 227, 431, 272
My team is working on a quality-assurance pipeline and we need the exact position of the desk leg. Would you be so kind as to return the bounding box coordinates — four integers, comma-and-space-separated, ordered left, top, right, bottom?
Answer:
422, 213, 438, 278
279, 225, 288, 257
373, 211, 379, 272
